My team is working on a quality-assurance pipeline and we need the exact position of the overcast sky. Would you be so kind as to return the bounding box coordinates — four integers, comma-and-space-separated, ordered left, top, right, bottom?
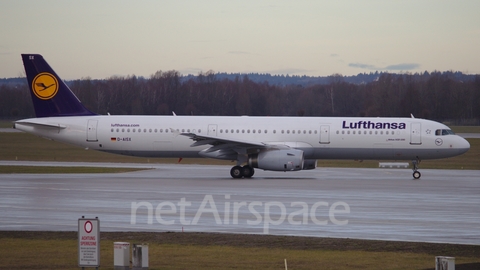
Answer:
1, 0, 479, 79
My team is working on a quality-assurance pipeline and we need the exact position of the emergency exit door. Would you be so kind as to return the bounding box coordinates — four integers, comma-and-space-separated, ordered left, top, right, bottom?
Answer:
319, 125, 330, 144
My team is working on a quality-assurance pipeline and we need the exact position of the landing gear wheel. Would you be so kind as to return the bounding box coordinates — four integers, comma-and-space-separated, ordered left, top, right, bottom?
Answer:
242, 165, 255, 178
411, 157, 422, 180
230, 166, 243, 179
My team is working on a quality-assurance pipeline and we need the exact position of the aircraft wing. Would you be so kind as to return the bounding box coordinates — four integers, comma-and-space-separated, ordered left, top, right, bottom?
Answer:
180, 132, 291, 155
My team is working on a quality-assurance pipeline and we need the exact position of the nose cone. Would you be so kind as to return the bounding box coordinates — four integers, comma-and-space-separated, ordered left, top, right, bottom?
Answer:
456, 136, 470, 155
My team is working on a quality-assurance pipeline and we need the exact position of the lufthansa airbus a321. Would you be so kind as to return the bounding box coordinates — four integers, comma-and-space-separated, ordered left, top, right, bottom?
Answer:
14, 54, 470, 179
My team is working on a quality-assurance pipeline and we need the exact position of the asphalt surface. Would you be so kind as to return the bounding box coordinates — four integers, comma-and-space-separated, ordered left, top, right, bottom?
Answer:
0, 162, 479, 245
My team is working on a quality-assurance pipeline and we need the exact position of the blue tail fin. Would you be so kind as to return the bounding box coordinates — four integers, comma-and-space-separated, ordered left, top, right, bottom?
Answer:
22, 54, 96, 117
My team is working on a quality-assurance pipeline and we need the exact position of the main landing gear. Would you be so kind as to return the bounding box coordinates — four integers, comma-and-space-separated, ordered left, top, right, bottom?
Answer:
230, 165, 255, 179
412, 157, 421, 179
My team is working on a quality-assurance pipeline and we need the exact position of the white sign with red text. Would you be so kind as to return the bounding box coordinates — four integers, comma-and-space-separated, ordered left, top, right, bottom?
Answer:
78, 218, 100, 267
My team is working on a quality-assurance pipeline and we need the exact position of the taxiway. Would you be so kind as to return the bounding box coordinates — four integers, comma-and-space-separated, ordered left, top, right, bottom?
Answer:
0, 162, 479, 245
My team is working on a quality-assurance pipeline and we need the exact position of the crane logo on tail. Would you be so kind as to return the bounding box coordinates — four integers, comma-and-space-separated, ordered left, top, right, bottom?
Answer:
32, 72, 58, 100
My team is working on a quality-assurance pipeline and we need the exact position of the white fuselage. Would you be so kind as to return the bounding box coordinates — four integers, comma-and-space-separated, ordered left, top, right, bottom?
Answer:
15, 115, 470, 161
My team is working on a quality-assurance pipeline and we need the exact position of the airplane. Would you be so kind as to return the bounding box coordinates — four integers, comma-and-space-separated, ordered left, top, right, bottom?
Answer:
14, 54, 470, 179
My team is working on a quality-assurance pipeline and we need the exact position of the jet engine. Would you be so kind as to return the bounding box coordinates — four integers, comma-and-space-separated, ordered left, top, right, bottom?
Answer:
248, 149, 304, 171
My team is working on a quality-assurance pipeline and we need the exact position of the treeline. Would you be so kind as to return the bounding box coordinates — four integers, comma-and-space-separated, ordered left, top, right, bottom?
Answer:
1, 71, 480, 124
184, 70, 477, 86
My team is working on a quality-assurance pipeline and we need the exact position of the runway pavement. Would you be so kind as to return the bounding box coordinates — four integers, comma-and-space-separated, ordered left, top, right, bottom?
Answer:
0, 162, 479, 245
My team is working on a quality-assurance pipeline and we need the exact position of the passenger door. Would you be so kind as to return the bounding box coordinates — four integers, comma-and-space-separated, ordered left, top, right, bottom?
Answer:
87, 120, 98, 142
410, 122, 422, 145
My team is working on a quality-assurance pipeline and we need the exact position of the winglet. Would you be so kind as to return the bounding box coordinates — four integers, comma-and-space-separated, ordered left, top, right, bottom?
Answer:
21, 54, 96, 118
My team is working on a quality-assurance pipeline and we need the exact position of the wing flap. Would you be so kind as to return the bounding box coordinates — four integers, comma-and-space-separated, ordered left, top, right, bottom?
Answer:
181, 132, 267, 148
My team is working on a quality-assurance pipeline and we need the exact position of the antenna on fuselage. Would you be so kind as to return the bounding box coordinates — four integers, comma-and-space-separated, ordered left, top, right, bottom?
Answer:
410, 113, 415, 118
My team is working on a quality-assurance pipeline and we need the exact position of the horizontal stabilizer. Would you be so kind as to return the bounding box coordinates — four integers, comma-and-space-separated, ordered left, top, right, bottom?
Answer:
15, 121, 67, 130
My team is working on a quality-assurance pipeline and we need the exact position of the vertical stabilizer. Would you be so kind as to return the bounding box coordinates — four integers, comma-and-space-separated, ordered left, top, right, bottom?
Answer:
21, 54, 96, 117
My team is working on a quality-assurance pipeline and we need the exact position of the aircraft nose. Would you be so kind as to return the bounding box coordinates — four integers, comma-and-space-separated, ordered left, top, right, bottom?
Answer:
456, 136, 470, 155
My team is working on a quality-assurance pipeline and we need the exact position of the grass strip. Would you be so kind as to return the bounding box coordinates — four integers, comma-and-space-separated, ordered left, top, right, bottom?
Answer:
0, 120, 15, 128
0, 132, 233, 165
450, 126, 480, 133
0, 231, 479, 270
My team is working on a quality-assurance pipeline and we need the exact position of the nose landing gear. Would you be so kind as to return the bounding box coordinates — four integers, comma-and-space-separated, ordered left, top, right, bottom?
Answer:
412, 157, 421, 179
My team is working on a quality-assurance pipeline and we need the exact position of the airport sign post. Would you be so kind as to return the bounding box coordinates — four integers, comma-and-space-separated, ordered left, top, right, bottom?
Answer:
78, 217, 100, 269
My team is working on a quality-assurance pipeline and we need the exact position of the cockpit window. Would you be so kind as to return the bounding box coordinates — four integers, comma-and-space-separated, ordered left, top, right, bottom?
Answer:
435, 129, 455, 136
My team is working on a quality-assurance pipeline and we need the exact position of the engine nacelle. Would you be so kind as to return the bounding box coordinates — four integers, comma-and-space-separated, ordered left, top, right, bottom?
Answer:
248, 149, 304, 171
302, 159, 317, 170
